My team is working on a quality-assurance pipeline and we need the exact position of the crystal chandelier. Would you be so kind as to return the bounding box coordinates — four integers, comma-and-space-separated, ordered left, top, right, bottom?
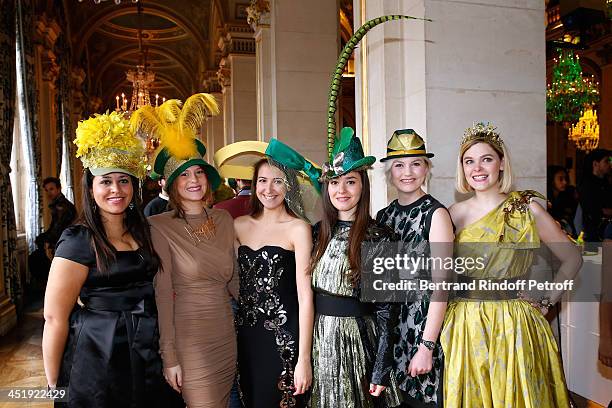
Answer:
568, 106, 600, 152
114, 1, 163, 115
547, 49, 599, 126
127, 65, 154, 111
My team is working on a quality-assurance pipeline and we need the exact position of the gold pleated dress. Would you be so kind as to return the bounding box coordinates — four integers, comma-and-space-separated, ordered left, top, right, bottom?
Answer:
440, 191, 571, 408
310, 221, 402, 408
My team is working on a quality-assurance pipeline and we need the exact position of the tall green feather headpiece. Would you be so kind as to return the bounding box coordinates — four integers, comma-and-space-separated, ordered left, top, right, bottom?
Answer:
326, 15, 431, 164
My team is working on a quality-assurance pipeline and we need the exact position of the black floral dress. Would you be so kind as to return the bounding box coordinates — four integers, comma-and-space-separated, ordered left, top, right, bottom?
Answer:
376, 195, 446, 405
236, 245, 305, 408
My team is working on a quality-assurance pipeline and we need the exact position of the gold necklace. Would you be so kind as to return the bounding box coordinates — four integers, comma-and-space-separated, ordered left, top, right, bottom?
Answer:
184, 209, 216, 245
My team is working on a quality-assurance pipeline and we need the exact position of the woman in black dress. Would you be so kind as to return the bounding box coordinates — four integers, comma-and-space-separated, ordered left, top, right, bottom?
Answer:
42, 112, 174, 407
233, 139, 319, 407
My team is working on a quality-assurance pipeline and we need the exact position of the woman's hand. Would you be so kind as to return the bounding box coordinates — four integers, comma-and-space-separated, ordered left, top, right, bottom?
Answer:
369, 384, 386, 397
163, 365, 182, 393
293, 359, 312, 395
407, 344, 434, 377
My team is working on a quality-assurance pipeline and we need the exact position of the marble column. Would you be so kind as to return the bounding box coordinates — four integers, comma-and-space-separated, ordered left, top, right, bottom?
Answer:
217, 25, 257, 144
249, 2, 273, 141
354, 0, 547, 211
205, 92, 225, 162
248, 0, 338, 164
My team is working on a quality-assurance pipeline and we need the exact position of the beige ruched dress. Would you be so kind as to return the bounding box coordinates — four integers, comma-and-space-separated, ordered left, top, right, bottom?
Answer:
149, 208, 238, 408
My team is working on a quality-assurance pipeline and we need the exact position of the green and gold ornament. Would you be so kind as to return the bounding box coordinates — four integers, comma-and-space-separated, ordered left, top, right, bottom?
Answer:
380, 129, 434, 162
130, 93, 221, 190
324, 14, 430, 179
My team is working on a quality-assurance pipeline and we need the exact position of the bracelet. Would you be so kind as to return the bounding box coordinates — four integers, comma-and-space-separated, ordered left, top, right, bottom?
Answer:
420, 340, 436, 351
538, 296, 552, 310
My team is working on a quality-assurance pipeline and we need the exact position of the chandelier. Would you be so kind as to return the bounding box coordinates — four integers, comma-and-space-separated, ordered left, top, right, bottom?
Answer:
115, 1, 157, 115
568, 106, 600, 152
112, 0, 163, 154
127, 64, 154, 111
547, 49, 599, 126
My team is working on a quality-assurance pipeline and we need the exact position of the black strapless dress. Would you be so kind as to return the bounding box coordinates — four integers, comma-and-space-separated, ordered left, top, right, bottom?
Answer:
236, 245, 306, 408
54, 225, 181, 408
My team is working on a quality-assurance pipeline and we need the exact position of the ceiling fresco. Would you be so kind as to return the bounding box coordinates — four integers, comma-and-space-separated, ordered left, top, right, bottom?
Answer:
67, 0, 251, 107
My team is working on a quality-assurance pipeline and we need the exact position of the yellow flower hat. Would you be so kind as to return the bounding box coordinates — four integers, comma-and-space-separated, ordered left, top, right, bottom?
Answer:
74, 111, 146, 179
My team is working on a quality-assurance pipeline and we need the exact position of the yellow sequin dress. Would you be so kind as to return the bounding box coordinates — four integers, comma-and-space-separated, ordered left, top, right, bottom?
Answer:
441, 191, 571, 408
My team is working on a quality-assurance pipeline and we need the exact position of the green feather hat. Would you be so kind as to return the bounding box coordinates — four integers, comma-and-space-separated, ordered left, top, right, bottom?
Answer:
321, 127, 375, 179
322, 15, 430, 179
131, 93, 221, 190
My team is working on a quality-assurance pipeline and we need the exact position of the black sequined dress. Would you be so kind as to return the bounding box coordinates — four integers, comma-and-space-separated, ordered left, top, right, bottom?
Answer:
236, 245, 306, 408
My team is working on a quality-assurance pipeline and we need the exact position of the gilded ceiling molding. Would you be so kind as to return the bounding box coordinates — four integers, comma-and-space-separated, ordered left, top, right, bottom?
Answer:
71, 67, 87, 118
92, 43, 195, 90
246, 0, 270, 30
218, 24, 256, 56
74, 3, 208, 63
98, 21, 189, 43
34, 15, 61, 51
32, 16, 58, 85
216, 57, 231, 90
39, 49, 60, 85
202, 70, 222, 94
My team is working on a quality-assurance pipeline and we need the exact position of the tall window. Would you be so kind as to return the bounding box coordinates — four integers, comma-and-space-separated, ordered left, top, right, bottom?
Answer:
9, 100, 25, 234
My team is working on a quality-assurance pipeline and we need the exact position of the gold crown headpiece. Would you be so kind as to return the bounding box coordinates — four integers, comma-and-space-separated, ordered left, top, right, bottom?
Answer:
460, 122, 504, 152
74, 111, 146, 179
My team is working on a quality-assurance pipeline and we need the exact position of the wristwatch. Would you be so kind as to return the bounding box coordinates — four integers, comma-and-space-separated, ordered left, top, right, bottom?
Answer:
420, 340, 436, 351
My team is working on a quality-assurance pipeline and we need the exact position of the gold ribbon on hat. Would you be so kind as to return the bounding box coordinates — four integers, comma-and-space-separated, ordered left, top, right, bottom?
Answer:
386, 149, 428, 157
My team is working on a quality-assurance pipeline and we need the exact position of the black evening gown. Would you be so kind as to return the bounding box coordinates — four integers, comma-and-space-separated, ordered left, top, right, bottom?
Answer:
54, 225, 183, 408
236, 245, 306, 408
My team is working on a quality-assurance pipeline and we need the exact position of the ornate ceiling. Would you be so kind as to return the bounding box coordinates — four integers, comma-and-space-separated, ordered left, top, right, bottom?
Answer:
67, 0, 250, 108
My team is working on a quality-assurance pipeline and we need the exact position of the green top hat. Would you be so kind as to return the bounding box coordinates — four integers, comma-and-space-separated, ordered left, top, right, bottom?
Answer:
152, 139, 221, 190
321, 127, 376, 180
380, 129, 434, 162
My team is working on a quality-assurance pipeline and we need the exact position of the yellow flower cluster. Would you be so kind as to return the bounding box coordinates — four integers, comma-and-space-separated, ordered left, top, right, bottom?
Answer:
74, 111, 146, 179
74, 111, 140, 158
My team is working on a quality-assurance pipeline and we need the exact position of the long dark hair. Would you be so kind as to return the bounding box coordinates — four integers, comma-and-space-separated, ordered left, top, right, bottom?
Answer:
547, 165, 567, 198
249, 159, 298, 219
310, 170, 373, 287
78, 169, 159, 274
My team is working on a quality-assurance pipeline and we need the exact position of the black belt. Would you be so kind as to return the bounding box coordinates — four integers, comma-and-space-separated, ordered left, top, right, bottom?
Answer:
84, 295, 157, 313
315, 293, 372, 317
